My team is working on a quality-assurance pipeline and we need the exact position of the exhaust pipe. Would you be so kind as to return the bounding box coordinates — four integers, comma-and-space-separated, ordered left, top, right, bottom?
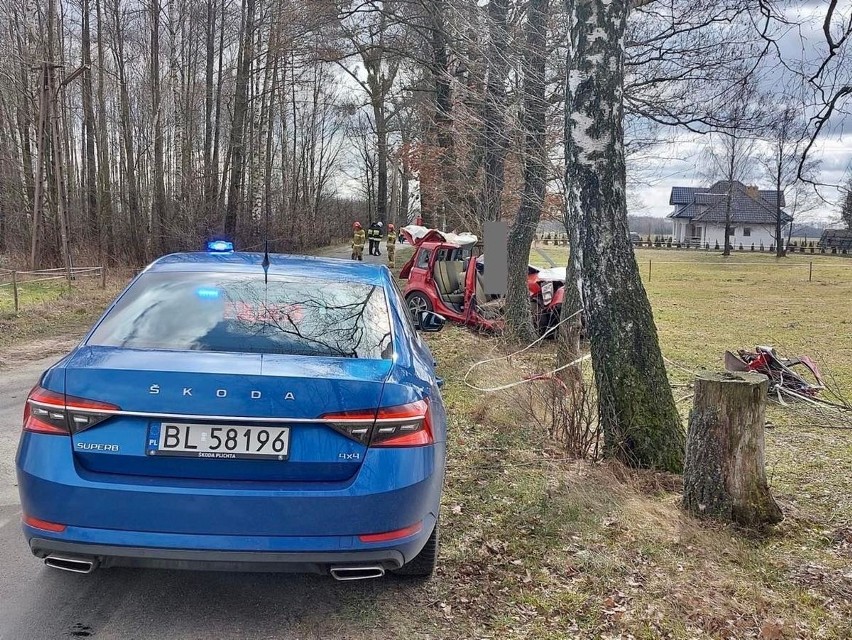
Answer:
44, 555, 97, 574
329, 565, 386, 581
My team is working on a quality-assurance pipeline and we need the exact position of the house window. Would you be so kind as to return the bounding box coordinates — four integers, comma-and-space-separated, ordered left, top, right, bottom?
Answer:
729, 229, 736, 237
743, 227, 752, 237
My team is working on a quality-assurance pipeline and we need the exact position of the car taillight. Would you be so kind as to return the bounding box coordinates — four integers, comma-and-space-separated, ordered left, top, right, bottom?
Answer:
23, 514, 67, 532
322, 399, 433, 447
24, 384, 120, 435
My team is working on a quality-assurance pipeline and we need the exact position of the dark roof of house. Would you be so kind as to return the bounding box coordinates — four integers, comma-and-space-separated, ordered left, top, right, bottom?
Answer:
668, 181, 790, 224
819, 229, 852, 249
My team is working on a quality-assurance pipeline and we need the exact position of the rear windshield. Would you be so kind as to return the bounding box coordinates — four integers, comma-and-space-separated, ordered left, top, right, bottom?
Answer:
87, 272, 393, 359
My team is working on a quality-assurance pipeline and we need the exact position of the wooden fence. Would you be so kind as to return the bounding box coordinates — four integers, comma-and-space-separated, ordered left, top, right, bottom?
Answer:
535, 236, 851, 257
0, 266, 106, 313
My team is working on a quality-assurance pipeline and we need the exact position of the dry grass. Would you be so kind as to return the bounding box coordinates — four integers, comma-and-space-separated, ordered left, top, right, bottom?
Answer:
0, 272, 129, 354
416, 326, 852, 639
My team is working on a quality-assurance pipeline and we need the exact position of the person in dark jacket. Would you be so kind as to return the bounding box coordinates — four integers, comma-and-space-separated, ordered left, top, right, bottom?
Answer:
368, 221, 383, 256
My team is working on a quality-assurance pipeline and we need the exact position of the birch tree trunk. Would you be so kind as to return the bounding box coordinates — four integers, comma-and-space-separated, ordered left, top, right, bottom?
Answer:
168, 0, 183, 207
506, 0, 549, 342
565, 0, 684, 472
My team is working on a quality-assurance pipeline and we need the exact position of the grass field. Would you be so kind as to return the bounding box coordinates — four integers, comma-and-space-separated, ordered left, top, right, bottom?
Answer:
531, 247, 852, 394
1, 247, 850, 638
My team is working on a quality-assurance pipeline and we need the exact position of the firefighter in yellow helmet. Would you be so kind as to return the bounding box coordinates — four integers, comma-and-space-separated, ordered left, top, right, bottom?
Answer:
351, 221, 366, 261
386, 223, 397, 268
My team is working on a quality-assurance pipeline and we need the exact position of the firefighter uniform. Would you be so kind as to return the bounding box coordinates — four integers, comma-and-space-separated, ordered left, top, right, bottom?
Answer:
386, 224, 397, 268
351, 223, 366, 260
368, 221, 383, 256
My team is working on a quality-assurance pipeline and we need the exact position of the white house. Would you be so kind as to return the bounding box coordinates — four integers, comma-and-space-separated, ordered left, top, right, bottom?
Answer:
668, 181, 791, 248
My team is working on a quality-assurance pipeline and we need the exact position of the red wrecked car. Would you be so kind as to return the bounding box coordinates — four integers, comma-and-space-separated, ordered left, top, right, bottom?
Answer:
399, 226, 565, 334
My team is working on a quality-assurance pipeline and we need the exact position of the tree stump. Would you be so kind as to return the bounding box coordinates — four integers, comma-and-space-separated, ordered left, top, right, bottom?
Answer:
683, 372, 783, 528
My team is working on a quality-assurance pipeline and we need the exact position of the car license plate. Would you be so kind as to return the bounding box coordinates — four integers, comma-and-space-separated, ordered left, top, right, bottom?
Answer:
147, 423, 289, 460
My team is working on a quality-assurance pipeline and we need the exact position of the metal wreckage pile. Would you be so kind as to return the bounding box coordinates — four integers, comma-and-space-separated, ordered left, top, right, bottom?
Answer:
725, 346, 852, 425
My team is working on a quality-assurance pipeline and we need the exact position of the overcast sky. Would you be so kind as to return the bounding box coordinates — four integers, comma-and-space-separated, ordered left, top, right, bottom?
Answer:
629, 1, 851, 222
628, 131, 850, 222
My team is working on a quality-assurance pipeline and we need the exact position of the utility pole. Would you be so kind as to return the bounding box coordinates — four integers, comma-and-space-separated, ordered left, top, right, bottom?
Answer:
30, 63, 49, 270
30, 62, 88, 276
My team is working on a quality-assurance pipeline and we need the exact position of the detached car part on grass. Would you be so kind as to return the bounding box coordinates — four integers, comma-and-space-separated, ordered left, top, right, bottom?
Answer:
724, 346, 825, 401
17, 247, 449, 580
399, 226, 565, 335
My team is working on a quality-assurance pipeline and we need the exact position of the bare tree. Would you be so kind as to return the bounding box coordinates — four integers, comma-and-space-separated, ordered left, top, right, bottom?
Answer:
478, 0, 510, 225
223, 0, 256, 238
702, 84, 761, 256
759, 102, 814, 256
505, 0, 549, 342
840, 172, 852, 230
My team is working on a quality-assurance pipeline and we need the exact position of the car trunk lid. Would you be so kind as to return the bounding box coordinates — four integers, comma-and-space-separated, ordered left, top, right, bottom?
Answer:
66, 346, 391, 482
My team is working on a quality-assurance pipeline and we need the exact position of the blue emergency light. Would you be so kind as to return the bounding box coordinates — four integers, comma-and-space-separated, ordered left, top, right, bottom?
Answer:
195, 287, 221, 300
206, 240, 234, 253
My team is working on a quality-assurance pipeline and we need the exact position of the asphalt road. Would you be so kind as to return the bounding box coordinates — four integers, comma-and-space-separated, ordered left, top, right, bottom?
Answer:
0, 246, 424, 640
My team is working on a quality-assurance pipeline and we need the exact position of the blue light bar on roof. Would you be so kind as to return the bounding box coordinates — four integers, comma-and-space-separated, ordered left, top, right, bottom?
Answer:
206, 240, 234, 253
195, 287, 221, 300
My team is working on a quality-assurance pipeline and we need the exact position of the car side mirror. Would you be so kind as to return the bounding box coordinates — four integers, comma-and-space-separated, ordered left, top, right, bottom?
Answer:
417, 311, 446, 332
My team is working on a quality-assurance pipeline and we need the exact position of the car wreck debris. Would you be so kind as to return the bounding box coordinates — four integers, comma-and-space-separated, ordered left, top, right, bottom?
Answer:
725, 346, 824, 400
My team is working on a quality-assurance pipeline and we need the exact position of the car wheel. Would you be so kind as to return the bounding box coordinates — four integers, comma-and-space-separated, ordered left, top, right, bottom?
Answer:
406, 292, 433, 318
392, 521, 439, 578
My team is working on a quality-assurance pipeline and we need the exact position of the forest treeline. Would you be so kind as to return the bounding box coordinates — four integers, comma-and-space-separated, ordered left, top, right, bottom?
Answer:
0, 0, 849, 268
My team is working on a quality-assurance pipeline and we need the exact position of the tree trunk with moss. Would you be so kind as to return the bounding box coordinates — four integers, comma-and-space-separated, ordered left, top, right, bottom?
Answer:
565, 0, 683, 472
683, 372, 783, 528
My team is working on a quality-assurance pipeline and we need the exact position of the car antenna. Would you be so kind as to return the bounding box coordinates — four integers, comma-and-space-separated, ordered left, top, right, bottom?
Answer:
262, 239, 270, 285
262, 204, 270, 285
